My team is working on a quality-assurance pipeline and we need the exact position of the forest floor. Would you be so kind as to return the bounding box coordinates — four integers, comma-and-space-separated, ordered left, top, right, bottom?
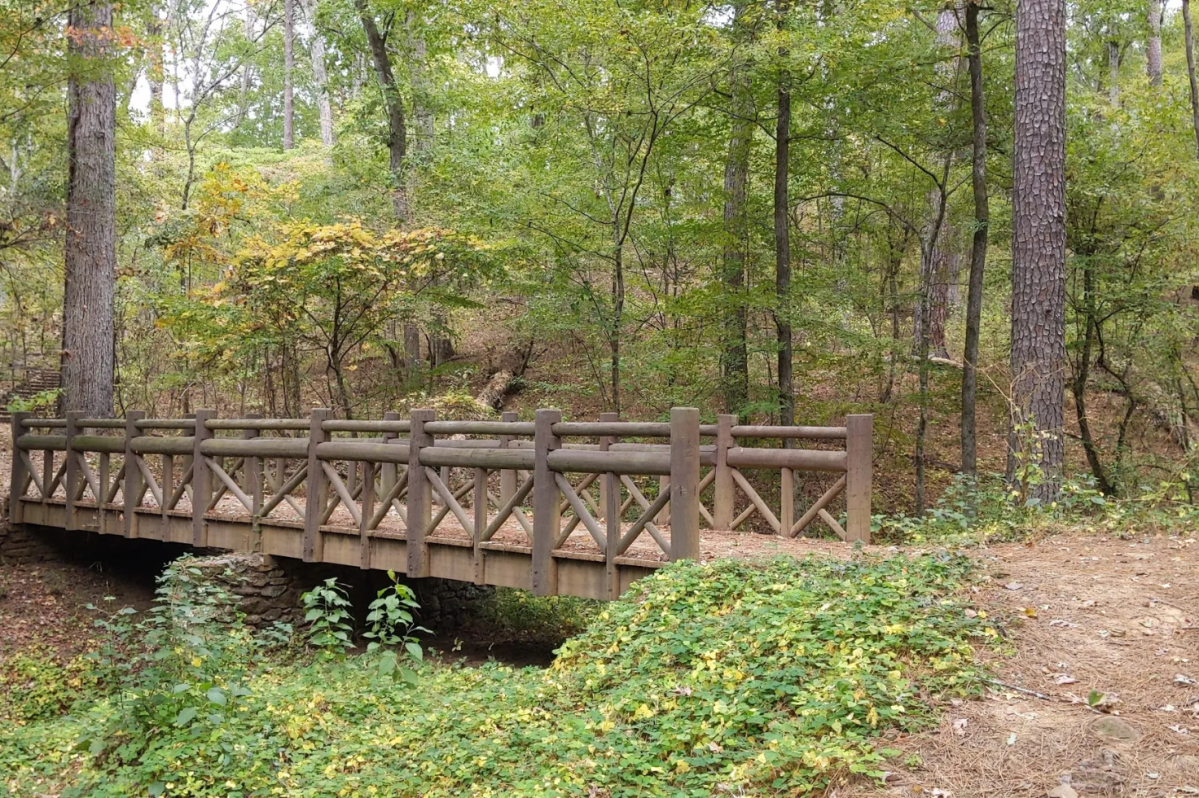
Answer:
845, 531, 1199, 798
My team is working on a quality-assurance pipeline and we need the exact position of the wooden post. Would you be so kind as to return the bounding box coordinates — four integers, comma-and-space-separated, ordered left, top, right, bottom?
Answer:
406, 409, 435, 577
124, 411, 146, 539
182, 412, 196, 506
713, 414, 736, 529
780, 468, 794, 537
600, 412, 619, 599
9, 412, 30, 524
532, 408, 562, 596
191, 409, 214, 547
845, 414, 873, 543
597, 412, 617, 520
64, 411, 81, 530
380, 410, 400, 498
669, 407, 701, 561
472, 466, 487, 585
244, 414, 263, 518
499, 410, 518, 505
302, 408, 330, 562
359, 459, 375, 570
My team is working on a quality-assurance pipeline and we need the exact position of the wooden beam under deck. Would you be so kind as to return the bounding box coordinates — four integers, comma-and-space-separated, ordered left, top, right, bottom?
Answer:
16, 498, 661, 601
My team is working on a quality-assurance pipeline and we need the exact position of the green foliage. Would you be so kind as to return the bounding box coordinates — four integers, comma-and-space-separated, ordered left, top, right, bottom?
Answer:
364, 572, 429, 684
77, 559, 263, 762
475, 587, 600, 643
1, 554, 987, 797
0, 645, 96, 722
301, 578, 355, 654
5, 387, 62, 414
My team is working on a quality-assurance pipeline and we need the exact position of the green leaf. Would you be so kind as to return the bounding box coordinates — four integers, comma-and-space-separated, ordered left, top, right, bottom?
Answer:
206, 686, 227, 706
174, 707, 198, 727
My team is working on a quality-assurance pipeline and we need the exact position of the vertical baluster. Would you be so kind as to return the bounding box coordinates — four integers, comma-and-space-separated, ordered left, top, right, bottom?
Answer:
499, 411, 518, 505
406, 409, 435, 578
99, 449, 109, 532
713, 414, 736, 529
192, 409, 215, 547
600, 413, 619, 599
780, 468, 794, 537
532, 408, 562, 596
65, 412, 80, 531
669, 407, 700, 561
9, 412, 30, 524
124, 411, 145, 539
597, 412, 617, 520
162, 453, 173, 525
244, 414, 262, 517
380, 410, 400, 502
472, 466, 487, 584
302, 408, 330, 562
359, 459, 375, 569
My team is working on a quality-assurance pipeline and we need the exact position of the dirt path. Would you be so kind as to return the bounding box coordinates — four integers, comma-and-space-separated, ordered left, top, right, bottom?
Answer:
845, 532, 1199, 798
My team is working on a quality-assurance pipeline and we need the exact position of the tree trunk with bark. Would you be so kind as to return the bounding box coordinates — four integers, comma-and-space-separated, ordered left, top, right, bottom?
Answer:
284, 0, 294, 149
961, 0, 990, 477
1148, 0, 1163, 87
298, 0, 335, 146
355, 0, 408, 223
147, 4, 164, 135
721, 3, 752, 418
775, 2, 793, 431
1185, 0, 1199, 158
63, 0, 116, 417
1009, 0, 1068, 501
913, 6, 961, 362
1108, 40, 1121, 104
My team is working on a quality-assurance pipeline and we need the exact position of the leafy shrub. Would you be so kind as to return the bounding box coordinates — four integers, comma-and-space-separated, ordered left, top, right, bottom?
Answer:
301, 577, 355, 653
1, 553, 987, 797
364, 571, 429, 683
77, 558, 263, 763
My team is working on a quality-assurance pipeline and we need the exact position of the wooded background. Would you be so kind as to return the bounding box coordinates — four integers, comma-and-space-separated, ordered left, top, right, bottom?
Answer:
3, 0, 1199, 514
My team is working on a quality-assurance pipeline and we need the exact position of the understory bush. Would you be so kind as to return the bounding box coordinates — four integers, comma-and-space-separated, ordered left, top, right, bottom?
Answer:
875, 470, 1199, 544
1, 554, 986, 797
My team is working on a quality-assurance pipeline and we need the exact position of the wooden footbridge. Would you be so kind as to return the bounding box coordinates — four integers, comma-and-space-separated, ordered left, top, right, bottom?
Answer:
8, 408, 872, 599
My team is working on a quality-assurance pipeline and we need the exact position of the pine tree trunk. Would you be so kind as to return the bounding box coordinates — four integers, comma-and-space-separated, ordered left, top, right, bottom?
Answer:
961, 0, 990, 477
1185, 0, 1199, 158
284, 0, 294, 149
62, 0, 116, 417
298, 0, 335, 146
355, 0, 407, 223
1010, 0, 1067, 500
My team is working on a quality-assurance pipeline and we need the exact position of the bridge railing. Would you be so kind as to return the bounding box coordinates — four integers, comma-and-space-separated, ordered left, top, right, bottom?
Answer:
9, 408, 871, 598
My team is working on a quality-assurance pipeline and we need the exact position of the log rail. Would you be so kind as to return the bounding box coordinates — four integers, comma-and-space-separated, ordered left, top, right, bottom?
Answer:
8, 408, 872, 599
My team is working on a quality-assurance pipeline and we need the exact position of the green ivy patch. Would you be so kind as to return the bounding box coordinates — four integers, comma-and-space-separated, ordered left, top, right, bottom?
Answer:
1, 553, 985, 797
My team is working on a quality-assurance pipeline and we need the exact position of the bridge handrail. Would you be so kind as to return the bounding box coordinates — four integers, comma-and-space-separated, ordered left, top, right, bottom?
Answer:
10, 407, 872, 593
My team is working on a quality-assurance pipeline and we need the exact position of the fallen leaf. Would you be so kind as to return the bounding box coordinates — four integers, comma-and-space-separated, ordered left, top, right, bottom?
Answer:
1054, 674, 1078, 685
1005, 582, 1024, 591
1047, 787, 1079, 798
